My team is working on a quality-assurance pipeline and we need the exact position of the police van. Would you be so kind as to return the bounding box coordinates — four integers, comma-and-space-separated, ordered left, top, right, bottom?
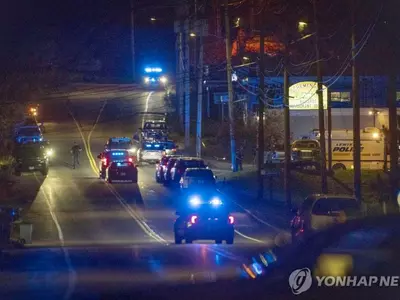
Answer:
312, 127, 388, 171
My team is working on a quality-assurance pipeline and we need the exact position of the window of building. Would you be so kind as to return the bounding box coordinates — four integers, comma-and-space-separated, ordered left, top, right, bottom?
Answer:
331, 91, 351, 102
396, 92, 400, 101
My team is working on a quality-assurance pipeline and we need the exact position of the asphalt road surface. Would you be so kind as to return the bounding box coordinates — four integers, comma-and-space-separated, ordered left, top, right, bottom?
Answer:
1, 84, 286, 299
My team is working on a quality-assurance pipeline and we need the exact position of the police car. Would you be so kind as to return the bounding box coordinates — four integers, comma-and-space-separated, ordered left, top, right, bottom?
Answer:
105, 137, 137, 154
174, 192, 235, 244
14, 126, 43, 144
105, 161, 138, 183
97, 150, 135, 179
137, 142, 164, 164
142, 67, 168, 89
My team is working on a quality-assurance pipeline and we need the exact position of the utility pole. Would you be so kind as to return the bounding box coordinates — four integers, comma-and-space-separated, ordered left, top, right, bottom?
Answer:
196, 20, 205, 157
184, 19, 191, 149
175, 20, 184, 129
283, 40, 291, 209
313, 0, 327, 193
388, 72, 399, 211
257, 15, 265, 199
327, 91, 333, 172
130, 0, 136, 82
224, 0, 237, 172
351, 0, 361, 202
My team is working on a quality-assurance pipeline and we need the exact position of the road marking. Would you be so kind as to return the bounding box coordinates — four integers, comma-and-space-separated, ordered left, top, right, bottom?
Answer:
234, 230, 265, 243
142, 91, 154, 127
34, 174, 76, 299
68, 92, 167, 244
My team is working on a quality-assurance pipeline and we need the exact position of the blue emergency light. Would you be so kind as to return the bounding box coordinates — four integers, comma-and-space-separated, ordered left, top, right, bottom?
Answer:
111, 137, 131, 142
112, 152, 124, 156
145, 67, 162, 73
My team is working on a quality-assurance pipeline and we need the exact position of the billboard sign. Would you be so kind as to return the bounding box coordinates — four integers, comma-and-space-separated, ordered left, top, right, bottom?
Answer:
289, 81, 328, 110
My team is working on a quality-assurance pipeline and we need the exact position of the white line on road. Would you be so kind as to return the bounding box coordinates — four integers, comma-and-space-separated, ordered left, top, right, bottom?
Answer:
34, 174, 76, 300
142, 91, 154, 127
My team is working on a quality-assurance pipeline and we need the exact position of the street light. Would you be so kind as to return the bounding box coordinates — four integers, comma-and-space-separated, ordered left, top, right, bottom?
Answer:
369, 108, 380, 127
298, 21, 308, 32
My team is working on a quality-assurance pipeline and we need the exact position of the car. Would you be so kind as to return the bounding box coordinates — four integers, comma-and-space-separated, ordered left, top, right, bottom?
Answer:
142, 67, 168, 90
174, 193, 235, 244
14, 126, 43, 144
97, 150, 134, 179
141, 121, 168, 141
155, 155, 180, 183
13, 143, 49, 176
162, 156, 180, 185
105, 161, 138, 183
161, 141, 178, 156
290, 194, 361, 242
104, 137, 136, 153
137, 142, 164, 164
169, 157, 207, 185
179, 168, 216, 190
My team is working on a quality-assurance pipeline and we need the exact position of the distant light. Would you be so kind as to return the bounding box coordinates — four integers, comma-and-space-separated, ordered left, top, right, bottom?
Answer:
243, 56, 249, 60
210, 197, 222, 206
150, 17, 156, 21
368, 110, 373, 115
144, 77, 150, 83
190, 32, 196, 37
160, 76, 167, 83
298, 21, 308, 32
203, 80, 206, 84
232, 73, 238, 82
151, 78, 156, 82
372, 132, 380, 139
145, 67, 162, 73
189, 196, 201, 207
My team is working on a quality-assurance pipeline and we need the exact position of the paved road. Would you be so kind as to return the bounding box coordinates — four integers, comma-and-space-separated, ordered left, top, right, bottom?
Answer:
1, 85, 284, 298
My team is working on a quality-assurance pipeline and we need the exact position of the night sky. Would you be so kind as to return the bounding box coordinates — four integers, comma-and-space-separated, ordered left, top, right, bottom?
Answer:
0, 0, 176, 79
0, 0, 398, 81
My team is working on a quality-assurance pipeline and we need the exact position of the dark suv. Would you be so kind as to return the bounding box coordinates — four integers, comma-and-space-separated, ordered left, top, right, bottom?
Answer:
169, 157, 207, 185
14, 143, 49, 176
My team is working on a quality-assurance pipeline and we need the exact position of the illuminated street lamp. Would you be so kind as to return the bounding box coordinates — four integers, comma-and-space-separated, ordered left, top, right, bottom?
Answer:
368, 108, 380, 127
298, 21, 308, 33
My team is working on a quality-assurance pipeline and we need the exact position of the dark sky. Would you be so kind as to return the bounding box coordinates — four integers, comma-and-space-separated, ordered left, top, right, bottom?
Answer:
0, 0, 176, 79
0, 0, 398, 81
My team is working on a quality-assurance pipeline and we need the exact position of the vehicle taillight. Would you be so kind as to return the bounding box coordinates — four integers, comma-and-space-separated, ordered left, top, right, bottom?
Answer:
102, 158, 107, 165
128, 157, 133, 162
228, 216, 234, 224
190, 215, 198, 224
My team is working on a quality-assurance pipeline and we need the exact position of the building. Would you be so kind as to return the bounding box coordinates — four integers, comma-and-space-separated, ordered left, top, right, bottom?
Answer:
206, 75, 400, 140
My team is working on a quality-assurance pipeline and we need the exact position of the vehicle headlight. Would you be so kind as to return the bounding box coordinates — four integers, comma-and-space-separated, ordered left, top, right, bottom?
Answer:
160, 76, 167, 83
144, 77, 150, 83
189, 196, 202, 207
46, 149, 53, 156
209, 197, 222, 207
129, 147, 137, 153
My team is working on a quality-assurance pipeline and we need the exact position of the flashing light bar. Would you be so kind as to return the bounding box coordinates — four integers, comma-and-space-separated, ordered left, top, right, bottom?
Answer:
112, 152, 125, 156
145, 67, 162, 73
111, 137, 131, 142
